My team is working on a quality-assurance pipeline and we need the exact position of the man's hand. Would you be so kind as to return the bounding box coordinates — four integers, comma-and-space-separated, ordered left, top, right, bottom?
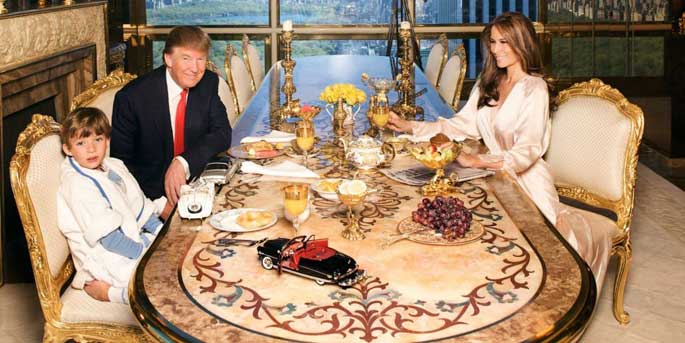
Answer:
387, 111, 413, 133
84, 280, 111, 302
164, 159, 187, 205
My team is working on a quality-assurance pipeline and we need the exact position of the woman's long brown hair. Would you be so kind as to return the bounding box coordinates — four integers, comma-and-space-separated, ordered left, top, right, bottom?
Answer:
477, 12, 555, 109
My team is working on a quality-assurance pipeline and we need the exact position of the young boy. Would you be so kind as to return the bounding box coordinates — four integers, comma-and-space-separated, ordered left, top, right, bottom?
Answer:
57, 107, 169, 304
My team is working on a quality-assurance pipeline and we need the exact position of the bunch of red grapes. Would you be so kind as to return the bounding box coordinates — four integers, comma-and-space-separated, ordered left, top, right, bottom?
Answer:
411, 196, 473, 240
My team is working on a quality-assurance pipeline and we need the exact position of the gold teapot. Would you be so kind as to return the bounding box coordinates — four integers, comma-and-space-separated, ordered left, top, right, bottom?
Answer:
338, 135, 395, 170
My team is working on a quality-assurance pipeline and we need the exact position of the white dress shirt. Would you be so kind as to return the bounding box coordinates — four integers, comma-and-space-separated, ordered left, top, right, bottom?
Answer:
165, 69, 191, 179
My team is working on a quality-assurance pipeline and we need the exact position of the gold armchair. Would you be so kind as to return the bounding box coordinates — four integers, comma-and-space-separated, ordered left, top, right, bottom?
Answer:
437, 44, 467, 110
545, 79, 644, 325
424, 33, 449, 88
242, 34, 264, 92
9, 115, 151, 342
70, 69, 137, 123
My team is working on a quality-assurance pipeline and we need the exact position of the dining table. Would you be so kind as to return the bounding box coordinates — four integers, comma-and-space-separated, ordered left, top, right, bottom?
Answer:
130, 55, 596, 342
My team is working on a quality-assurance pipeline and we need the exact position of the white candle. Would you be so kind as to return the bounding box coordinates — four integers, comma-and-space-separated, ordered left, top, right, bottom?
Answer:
283, 20, 293, 32
400, 21, 411, 30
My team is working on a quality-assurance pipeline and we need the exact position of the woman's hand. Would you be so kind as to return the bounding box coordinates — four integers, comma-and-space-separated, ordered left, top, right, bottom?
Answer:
456, 152, 480, 168
84, 279, 111, 302
387, 111, 413, 133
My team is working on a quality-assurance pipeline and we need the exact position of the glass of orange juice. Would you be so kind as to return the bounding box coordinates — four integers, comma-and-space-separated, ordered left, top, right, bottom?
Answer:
283, 184, 309, 231
371, 101, 390, 140
296, 121, 315, 167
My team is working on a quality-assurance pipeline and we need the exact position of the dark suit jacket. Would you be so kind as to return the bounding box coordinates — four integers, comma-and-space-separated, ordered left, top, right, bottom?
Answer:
111, 66, 231, 199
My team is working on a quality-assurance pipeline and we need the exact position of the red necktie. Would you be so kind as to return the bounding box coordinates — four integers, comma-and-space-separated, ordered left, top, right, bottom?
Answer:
174, 89, 188, 156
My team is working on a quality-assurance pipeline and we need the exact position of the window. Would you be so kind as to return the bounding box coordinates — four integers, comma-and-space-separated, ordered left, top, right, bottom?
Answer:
280, 0, 394, 25
153, 39, 266, 80
417, 0, 539, 24
146, 0, 269, 26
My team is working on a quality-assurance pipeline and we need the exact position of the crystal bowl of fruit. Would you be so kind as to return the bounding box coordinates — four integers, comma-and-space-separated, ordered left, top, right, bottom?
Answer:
408, 134, 463, 195
408, 133, 462, 169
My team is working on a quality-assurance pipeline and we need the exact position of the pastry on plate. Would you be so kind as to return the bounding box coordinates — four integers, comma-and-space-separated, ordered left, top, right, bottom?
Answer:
236, 211, 275, 229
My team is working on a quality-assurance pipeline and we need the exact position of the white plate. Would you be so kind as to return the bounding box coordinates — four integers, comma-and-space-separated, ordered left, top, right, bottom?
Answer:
311, 178, 342, 202
209, 208, 278, 232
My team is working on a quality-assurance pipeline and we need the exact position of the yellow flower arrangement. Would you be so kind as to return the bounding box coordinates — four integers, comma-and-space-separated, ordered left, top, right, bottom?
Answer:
319, 83, 367, 106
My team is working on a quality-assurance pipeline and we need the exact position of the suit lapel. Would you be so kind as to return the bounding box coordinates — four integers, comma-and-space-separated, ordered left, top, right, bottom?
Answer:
151, 67, 174, 158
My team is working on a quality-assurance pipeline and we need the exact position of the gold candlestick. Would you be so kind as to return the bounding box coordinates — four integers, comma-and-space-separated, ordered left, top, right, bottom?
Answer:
279, 29, 298, 121
392, 27, 424, 120
0, 1, 7, 14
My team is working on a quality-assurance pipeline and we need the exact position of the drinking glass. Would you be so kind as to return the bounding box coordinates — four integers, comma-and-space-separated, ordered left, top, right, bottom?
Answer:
296, 122, 315, 167
283, 184, 309, 231
370, 101, 390, 141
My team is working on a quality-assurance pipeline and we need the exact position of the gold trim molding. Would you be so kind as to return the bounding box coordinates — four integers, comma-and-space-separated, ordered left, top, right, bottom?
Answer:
224, 44, 242, 116
70, 69, 137, 110
432, 33, 449, 89
0, 3, 107, 77
242, 34, 258, 92
451, 44, 467, 109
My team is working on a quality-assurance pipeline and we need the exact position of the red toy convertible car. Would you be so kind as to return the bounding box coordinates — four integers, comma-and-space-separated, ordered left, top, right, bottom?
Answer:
257, 235, 365, 287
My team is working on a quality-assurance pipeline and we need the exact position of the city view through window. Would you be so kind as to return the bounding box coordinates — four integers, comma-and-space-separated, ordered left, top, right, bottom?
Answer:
146, 0, 665, 79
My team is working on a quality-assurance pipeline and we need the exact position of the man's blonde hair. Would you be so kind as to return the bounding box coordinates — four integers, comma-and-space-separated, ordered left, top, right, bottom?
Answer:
163, 26, 211, 62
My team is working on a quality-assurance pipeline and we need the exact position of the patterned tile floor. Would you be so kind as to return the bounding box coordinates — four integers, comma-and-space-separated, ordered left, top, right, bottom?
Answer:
1, 163, 683, 342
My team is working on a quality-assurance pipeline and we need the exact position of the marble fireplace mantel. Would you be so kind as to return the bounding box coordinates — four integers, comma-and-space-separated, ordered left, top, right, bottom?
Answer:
0, 2, 107, 78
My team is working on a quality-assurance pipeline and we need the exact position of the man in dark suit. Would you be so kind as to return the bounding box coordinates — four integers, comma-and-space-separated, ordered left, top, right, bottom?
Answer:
111, 26, 231, 216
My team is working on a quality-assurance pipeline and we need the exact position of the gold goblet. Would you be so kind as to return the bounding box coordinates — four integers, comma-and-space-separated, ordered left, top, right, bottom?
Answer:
283, 184, 309, 231
409, 142, 463, 196
336, 180, 370, 241
296, 121, 315, 168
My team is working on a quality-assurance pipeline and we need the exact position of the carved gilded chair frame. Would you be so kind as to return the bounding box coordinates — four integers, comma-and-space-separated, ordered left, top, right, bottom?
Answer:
69, 69, 137, 111
553, 78, 644, 325
9, 114, 151, 342
223, 44, 243, 116
242, 34, 259, 92
432, 33, 450, 89
450, 44, 467, 110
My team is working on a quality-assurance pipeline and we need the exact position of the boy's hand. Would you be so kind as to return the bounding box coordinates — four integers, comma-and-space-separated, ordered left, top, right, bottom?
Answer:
84, 280, 111, 302
160, 201, 174, 221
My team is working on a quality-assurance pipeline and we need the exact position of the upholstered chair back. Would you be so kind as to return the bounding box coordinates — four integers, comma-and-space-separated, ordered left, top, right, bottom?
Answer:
11, 115, 69, 287
438, 44, 467, 110
242, 34, 264, 91
224, 44, 254, 116
70, 69, 137, 123
206, 61, 239, 127
545, 78, 644, 234
10, 115, 150, 341
424, 34, 449, 88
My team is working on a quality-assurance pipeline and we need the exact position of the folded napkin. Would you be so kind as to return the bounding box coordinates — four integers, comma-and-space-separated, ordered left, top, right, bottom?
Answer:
240, 160, 320, 179
240, 130, 295, 144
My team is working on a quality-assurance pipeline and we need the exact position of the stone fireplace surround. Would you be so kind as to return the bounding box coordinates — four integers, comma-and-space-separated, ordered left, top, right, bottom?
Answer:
0, 1, 107, 285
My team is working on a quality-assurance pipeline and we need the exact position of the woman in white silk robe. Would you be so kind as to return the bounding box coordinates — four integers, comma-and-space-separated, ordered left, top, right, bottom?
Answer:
389, 12, 611, 291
